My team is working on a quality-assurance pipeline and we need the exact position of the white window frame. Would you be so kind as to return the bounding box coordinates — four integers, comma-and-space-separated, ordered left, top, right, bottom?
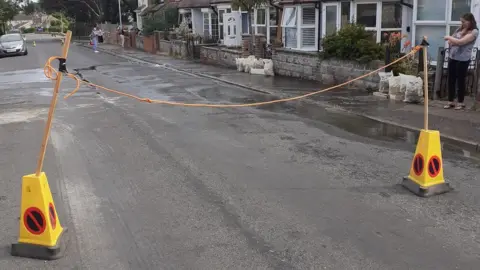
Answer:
251, 6, 277, 43
321, 2, 341, 38
268, 7, 278, 43
354, 1, 403, 43
202, 11, 212, 37
412, 0, 472, 64
218, 6, 232, 41
282, 5, 319, 51
252, 8, 267, 38
201, 9, 219, 40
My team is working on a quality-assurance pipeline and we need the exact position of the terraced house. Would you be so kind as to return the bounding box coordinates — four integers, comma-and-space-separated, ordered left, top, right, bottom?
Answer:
175, 0, 476, 62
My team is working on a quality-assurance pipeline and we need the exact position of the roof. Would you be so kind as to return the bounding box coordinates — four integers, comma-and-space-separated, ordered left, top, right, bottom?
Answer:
210, 0, 231, 4
152, 3, 166, 12
278, 0, 318, 4
139, 5, 157, 16
177, 0, 211, 8
12, 14, 33, 21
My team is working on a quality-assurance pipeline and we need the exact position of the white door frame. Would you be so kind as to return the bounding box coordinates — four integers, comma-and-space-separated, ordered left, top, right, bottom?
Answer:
321, 2, 341, 37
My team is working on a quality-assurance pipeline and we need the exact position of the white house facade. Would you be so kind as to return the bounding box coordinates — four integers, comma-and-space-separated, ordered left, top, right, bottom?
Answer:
134, 0, 149, 30
175, 0, 478, 61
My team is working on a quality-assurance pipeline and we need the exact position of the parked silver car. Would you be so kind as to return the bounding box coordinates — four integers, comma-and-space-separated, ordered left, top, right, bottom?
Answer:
0, 33, 28, 57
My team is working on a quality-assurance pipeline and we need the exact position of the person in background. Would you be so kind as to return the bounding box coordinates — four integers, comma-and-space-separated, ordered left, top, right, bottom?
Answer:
443, 13, 479, 110
90, 24, 103, 53
118, 25, 125, 48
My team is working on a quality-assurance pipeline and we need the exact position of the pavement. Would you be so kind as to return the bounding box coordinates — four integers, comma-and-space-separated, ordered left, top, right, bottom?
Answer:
0, 36, 479, 269
89, 43, 480, 150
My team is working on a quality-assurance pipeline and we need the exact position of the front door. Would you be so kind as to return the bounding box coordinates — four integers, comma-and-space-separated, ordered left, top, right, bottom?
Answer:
223, 12, 242, 47
322, 3, 341, 38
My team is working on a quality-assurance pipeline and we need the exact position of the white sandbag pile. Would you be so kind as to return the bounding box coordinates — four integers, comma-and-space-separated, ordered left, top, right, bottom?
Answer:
235, 56, 275, 77
399, 73, 423, 103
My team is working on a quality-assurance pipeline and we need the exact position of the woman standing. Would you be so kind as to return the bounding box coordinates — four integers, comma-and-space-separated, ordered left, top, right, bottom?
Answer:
90, 24, 103, 53
444, 13, 479, 110
118, 25, 125, 48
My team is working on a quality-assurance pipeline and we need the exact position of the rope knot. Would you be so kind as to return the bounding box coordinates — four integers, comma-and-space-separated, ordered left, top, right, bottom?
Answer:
142, 98, 152, 103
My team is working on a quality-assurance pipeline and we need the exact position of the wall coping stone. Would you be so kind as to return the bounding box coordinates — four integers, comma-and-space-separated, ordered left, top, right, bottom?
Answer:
203, 46, 242, 55
274, 48, 318, 57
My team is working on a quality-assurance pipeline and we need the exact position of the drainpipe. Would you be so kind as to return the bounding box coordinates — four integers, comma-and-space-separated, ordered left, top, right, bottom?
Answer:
316, 0, 321, 52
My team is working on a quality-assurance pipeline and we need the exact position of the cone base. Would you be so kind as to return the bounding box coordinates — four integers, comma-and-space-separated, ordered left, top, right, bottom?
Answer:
402, 177, 453, 197
11, 227, 68, 260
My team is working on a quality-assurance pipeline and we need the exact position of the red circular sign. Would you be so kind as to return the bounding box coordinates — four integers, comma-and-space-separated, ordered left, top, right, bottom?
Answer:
49, 203, 56, 230
24, 207, 46, 235
412, 154, 424, 176
428, 156, 442, 178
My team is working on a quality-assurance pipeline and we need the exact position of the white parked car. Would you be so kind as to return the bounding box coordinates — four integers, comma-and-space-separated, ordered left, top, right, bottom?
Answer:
0, 33, 28, 57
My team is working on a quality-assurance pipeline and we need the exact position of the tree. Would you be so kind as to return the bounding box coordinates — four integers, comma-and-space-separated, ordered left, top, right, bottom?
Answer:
231, 0, 269, 55
39, 0, 102, 22
0, 0, 20, 34
23, 0, 39, 15
39, 0, 136, 24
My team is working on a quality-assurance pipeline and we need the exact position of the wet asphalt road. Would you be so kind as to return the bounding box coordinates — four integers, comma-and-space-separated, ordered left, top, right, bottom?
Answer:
0, 38, 479, 269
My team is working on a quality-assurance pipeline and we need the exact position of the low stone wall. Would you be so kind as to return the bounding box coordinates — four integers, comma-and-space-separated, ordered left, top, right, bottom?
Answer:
158, 39, 187, 58
273, 48, 383, 89
199, 46, 242, 68
272, 49, 318, 80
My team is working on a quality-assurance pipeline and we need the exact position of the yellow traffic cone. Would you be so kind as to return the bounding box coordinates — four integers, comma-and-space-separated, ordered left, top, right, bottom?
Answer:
10, 172, 67, 259
10, 31, 73, 260
32, 41, 36, 47
402, 130, 453, 197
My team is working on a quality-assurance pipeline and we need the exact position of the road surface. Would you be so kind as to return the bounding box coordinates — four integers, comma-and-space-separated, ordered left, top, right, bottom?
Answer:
0, 36, 479, 269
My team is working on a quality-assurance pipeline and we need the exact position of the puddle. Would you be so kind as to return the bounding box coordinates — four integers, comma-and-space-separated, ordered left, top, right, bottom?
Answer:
228, 94, 480, 160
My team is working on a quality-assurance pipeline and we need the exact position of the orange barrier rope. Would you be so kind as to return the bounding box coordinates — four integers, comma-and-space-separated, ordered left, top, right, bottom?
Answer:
45, 46, 422, 108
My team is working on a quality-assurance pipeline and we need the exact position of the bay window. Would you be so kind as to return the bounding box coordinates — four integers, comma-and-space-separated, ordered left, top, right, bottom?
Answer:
354, 2, 402, 43
254, 8, 267, 36
340, 1, 351, 28
269, 7, 278, 42
417, 0, 448, 21
252, 7, 278, 43
451, 0, 471, 21
282, 5, 318, 51
202, 10, 219, 40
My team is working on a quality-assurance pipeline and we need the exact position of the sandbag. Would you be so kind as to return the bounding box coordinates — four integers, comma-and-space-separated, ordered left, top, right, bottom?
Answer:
402, 75, 424, 103
388, 76, 403, 100
378, 71, 393, 94
263, 59, 274, 76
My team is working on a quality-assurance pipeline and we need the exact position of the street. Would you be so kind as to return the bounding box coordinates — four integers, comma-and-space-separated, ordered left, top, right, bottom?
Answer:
0, 35, 479, 269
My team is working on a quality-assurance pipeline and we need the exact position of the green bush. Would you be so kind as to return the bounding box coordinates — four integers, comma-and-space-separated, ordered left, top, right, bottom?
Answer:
47, 26, 61, 33
142, 17, 167, 36
22, 27, 35, 33
143, 6, 179, 36
321, 23, 384, 63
